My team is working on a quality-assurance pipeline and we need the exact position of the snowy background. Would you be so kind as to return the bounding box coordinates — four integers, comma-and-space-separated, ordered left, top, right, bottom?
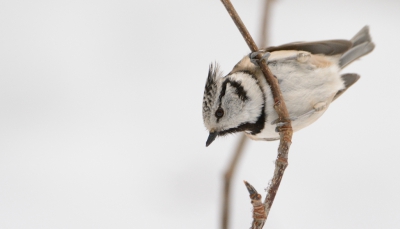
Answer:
1, 0, 399, 228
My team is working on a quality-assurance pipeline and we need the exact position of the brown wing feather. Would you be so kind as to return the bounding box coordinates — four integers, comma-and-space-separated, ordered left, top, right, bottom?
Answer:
264, 40, 352, 56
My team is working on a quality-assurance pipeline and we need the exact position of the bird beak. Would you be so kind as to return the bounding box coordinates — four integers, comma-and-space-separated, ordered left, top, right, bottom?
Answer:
206, 131, 218, 147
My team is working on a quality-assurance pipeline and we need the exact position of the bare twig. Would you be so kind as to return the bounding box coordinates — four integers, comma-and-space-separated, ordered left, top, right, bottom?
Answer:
219, 0, 293, 227
259, 0, 275, 48
244, 181, 266, 229
222, 134, 247, 229
221, 1, 275, 228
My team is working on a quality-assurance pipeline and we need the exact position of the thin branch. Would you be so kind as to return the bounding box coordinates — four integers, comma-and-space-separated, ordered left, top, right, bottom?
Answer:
259, 0, 275, 48
244, 181, 266, 229
219, 0, 293, 227
222, 134, 247, 229
220, 1, 274, 228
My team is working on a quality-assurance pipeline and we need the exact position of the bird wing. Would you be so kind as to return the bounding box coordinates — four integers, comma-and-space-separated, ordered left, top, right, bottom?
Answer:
264, 40, 352, 56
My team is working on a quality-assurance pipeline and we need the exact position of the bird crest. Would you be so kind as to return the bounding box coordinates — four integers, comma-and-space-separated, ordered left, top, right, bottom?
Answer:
202, 63, 221, 121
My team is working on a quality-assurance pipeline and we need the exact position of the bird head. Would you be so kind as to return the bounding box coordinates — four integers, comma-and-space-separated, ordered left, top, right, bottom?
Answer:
202, 63, 266, 146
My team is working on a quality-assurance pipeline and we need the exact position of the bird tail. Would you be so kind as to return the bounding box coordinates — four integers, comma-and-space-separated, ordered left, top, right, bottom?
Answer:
339, 26, 375, 69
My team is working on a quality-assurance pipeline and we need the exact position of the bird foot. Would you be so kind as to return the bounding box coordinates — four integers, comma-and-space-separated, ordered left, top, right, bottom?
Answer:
249, 51, 271, 66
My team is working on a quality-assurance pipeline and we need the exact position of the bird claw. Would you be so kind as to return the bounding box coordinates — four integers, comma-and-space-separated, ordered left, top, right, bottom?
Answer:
249, 51, 271, 66
271, 117, 296, 125
274, 121, 288, 133
271, 118, 295, 133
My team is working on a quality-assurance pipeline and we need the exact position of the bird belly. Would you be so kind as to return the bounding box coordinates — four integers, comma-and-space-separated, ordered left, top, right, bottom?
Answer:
247, 54, 344, 141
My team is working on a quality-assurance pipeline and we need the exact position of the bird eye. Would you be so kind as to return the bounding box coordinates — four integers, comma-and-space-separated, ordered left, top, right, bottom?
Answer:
215, 107, 224, 118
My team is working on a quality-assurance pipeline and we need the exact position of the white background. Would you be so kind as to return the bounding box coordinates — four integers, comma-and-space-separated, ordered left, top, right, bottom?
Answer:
1, 0, 399, 228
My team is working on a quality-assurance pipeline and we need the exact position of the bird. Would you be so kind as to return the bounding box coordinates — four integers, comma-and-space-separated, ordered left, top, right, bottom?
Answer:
202, 26, 374, 147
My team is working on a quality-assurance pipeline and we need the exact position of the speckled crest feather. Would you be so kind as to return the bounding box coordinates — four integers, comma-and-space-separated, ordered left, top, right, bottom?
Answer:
202, 63, 221, 121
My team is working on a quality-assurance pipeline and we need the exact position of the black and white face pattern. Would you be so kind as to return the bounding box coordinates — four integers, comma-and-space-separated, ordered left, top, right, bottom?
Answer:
202, 63, 266, 146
